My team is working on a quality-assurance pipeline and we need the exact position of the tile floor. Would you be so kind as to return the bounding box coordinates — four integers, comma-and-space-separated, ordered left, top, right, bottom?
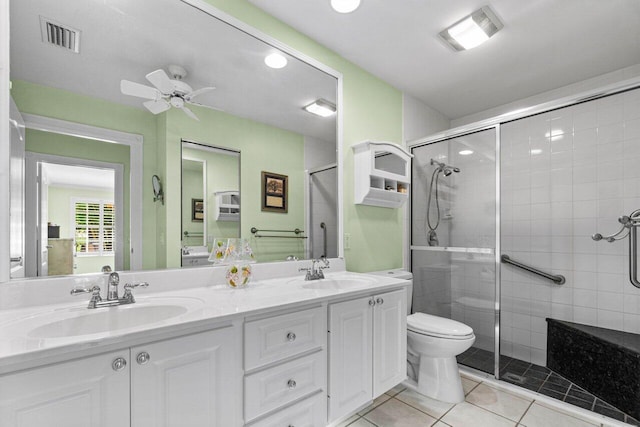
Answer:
458, 347, 639, 425
334, 372, 632, 427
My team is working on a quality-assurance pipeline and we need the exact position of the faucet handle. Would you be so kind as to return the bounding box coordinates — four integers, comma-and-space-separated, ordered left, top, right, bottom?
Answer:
71, 285, 101, 296
122, 282, 149, 304
124, 282, 149, 290
71, 285, 102, 308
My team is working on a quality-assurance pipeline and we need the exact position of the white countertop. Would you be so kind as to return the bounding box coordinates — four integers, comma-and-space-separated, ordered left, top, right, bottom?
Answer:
0, 270, 408, 374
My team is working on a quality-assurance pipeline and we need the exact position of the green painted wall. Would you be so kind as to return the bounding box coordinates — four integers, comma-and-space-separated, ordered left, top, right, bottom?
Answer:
201, 0, 404, 272
11, 80, 160, 270
48, 186, 115, 274
166, 106, 306, 264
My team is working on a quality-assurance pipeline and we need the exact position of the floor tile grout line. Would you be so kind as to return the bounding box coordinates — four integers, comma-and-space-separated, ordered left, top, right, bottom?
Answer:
466, 397, 529, 424
517, 400, 535, 425
391, 395, 442, 422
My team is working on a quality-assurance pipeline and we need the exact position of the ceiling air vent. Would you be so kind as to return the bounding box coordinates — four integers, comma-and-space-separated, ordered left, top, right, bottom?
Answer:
40, 16, 81, 53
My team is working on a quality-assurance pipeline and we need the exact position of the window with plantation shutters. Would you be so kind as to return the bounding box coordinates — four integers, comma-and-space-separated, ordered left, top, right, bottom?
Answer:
73, 199, 115, 256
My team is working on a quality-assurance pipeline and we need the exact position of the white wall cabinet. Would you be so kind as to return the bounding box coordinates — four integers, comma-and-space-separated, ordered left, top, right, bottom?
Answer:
352, 141, 413, 208
328, 289, 406, 422
0, 326, 241, 427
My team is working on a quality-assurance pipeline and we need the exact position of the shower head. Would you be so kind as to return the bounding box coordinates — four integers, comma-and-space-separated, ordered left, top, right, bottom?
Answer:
429, 158, 461, 175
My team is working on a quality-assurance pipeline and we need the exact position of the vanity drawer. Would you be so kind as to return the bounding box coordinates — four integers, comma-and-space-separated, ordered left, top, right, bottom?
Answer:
248, 392, 326, 427
244, 351, 326, 422
245, 306, 326, 370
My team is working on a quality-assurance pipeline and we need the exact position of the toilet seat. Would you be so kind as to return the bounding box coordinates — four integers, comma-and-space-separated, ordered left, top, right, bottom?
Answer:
408, 312, 474, 340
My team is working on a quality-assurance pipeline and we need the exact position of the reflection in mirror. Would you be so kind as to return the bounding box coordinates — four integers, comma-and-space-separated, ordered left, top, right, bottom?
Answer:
181, 141, 240, 267
8, 0, 338, 280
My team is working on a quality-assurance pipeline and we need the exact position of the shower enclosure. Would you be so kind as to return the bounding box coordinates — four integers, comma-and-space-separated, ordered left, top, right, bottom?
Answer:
410, 83, 640, 424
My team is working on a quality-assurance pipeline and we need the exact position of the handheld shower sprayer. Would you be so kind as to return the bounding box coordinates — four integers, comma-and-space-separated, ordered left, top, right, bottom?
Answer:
426, 158, 461, 246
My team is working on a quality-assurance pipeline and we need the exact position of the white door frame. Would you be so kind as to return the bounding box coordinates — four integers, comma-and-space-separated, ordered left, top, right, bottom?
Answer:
21, 114, 143, 272
25, 153, 125, 275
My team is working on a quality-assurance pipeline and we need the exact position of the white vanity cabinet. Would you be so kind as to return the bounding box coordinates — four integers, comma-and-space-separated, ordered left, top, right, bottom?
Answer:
327, 289, 406, 422
244, 305, 327, 426
0, 350, 130, 427
0, 325, 242, 427
131, 326, 242, 427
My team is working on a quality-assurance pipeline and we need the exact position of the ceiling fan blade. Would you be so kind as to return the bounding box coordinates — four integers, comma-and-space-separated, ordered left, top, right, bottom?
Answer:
146, 69, 175, 95
143, 99, 171, 115
120, 80, 160, 100
184, 87, 215, 101
187, 100, 225, 112
181, 106, 200, 121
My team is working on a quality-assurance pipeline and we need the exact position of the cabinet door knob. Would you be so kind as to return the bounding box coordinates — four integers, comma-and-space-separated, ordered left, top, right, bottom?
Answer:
112, 357, 127, 371
369, 298, 375, 306
287, 379, 297, 389
286, 332, 296, 342
376, 297, 384, 305
136, 351, 151, 365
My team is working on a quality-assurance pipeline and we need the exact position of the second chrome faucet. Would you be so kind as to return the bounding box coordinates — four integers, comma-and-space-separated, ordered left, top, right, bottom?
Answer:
299, 258, 330, 281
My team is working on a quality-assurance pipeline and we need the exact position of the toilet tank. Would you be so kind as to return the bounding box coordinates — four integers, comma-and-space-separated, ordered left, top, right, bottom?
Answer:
368, 269, 413, 315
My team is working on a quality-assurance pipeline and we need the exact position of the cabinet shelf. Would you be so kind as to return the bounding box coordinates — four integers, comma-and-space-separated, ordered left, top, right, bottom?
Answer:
353, 141, 413, 208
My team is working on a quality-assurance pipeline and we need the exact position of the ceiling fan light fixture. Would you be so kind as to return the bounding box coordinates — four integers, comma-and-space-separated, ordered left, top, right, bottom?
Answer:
330, 0, 361, 14
439, 6, 503, 51
264, 52, 288, 69
304, 99, 336, 117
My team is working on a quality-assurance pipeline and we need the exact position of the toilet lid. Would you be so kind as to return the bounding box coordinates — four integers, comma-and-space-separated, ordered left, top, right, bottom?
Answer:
407, 313, 474, 339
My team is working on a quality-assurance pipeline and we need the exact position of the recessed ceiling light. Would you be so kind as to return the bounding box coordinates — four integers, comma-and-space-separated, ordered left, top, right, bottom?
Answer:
530, 149, 543, 155
330, 0, 361, 14
439, 6, 503, 51
459, 150, 474, 155
304, 99, 336, 117
264, 52, 287, 69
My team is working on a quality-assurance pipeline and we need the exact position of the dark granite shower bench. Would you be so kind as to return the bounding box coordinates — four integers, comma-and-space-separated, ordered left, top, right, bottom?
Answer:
547, 318, 640, 420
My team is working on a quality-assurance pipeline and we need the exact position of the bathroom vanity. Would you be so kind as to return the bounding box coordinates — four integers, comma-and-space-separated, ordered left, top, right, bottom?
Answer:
0, 262, 407, 427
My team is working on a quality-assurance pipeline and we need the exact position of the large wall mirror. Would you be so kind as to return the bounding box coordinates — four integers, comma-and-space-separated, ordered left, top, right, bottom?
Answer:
7, 0, 340, 280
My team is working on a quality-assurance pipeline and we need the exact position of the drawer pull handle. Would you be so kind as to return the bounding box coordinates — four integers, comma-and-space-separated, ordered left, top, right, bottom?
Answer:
369, 298, 375, 306
112, 357, 127, 372
376, 297, 384, 305
286, 332, 297, 342
136, 351, 150, 365
287, 379, 297, 389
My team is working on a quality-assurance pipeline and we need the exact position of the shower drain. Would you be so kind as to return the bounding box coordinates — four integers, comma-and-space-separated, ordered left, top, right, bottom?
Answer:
503, 372, 526, 384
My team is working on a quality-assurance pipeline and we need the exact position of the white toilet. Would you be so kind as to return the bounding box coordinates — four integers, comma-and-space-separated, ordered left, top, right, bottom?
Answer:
407, 312, 475, 403
371, 269, 475, 404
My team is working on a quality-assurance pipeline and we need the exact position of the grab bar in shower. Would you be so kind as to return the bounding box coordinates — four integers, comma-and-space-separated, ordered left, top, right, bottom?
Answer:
501, 254, 566, 285
592, 209, 640, 288
320, 222, 327, 258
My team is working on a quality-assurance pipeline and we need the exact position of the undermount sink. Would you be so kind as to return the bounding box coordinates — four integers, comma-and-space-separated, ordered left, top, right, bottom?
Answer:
28, 304, 189, 338
298, 276, 375, 290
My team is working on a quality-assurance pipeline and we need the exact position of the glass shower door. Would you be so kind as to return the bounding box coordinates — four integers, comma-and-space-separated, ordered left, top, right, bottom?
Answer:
410, 127, 498, 374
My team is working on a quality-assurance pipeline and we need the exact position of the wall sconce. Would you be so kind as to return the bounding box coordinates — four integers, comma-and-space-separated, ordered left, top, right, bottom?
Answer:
152, 174, 164, 205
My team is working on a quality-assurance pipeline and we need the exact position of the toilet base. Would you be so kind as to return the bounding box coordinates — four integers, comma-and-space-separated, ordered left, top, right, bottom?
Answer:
416, 355, 465, 403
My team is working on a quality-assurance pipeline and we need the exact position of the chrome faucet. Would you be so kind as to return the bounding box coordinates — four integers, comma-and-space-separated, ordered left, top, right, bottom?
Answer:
299, 257, 330, 280
71, 272, 149, 309
107, 272, 120, 301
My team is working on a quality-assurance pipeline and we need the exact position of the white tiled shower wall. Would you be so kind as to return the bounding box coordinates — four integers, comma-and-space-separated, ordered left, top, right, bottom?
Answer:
500, 87, 640, 366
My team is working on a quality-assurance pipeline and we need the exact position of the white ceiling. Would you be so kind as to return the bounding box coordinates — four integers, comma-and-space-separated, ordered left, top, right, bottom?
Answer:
249, 0, 640, 120
10, 0, 337, 142
42, 163, 115, 191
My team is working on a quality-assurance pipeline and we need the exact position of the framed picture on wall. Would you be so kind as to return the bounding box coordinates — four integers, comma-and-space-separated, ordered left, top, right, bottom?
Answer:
192, 198, 204, 221
261, 171, 288, 213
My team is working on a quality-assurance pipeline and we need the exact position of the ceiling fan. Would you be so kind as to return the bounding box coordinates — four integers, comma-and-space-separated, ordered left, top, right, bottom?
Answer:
120, 65, 214, 121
